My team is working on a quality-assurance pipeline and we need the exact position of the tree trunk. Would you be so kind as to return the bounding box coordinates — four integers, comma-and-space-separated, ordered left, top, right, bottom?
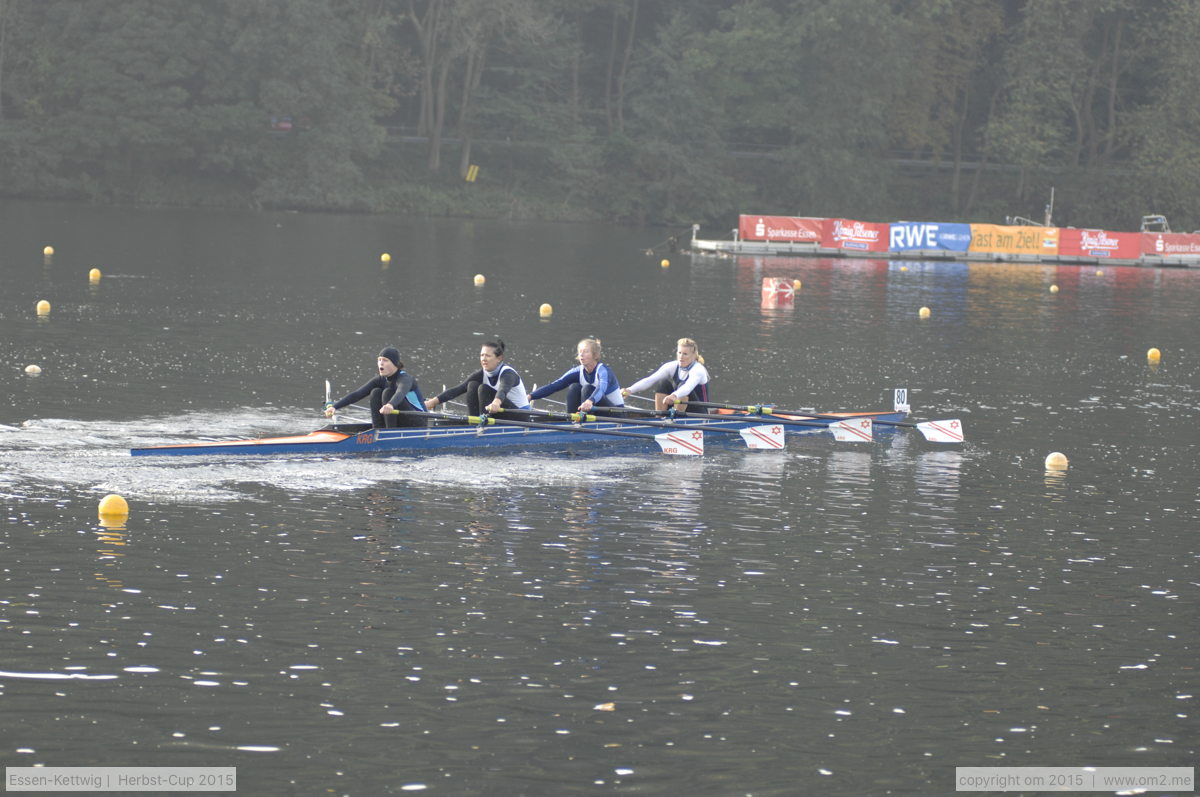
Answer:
1103, 18, 1123, 160
408, 0, 441, 139
456, 43, 486, 134
614, 0, 638, 134
1079, 23, 1106, 167
428, 54, 450, 171
570, 46, 580, 127
0, 0, 9, 124
950, 86, 968, 212
964, 89, 1000, 217
456, 44, 486, 179
1068, 96, 1084, 168
604, 5, 619, 134
459, 136, 471, 180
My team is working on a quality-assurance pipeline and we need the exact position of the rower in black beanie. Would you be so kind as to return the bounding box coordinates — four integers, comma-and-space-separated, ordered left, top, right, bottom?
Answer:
325, 347, 429, 428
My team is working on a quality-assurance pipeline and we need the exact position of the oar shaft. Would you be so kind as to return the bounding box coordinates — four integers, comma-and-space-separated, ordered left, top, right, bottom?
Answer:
669, 409, 856, 430
679, 400, 919, 429
629, 397, 960, 439
760, 407, 919, 428
488, 418, 671, 442
513, 408, 746, 436
409, 409, 670, 443
571, 412, 751, 437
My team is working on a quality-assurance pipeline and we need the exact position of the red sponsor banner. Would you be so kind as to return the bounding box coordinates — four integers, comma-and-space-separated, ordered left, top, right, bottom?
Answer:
1058, 228, 1141, 259
1142, 232, 1200, 257
821, 218, 889, 253
739, 215, 823, 242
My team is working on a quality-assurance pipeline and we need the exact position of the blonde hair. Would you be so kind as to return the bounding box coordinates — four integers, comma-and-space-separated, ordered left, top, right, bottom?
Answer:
577, 337, 602, 358
677, 337, 704, 365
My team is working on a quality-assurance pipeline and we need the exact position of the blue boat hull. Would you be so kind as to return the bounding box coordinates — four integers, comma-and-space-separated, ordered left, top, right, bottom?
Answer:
129, 412, 906, 457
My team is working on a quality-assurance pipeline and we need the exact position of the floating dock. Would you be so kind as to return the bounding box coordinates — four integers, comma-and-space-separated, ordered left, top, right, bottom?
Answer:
689, 216, 1200, 267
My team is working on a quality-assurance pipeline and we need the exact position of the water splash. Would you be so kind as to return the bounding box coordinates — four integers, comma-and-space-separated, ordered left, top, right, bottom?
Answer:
0, 409, 655, 504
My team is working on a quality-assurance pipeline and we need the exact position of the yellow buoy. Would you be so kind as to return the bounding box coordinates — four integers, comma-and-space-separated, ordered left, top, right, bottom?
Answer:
900, 265, 908, 272
1044, 452, 1069, 470
1147, 347, 1161, 363
660, 259, 670, 268
36, 299, 51, 316
88, 268, 102, 282
1095, 269, 1103, 276
98, 494, 129, 519
918, 306, 931, 319
380, 253, 391, 264
539, 303, 553, 318
25, 364, 42, 375
792, 279, 802, 291
473, 274, 486, 287
44, 246, 54, 256
1049, 284, 1059, 294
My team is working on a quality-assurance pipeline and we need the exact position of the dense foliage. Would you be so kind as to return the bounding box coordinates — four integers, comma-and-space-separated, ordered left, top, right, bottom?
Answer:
1, 0, 1196, 230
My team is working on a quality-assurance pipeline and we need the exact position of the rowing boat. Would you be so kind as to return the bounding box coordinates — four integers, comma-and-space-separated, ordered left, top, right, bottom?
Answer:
129, 409, 907, 458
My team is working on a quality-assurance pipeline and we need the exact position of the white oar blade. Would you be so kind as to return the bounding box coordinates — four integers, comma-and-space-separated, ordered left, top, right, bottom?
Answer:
916, 419, 963, 443
654, 430, 704, 456
830, 419, 873, 442
738, 424, 786, 450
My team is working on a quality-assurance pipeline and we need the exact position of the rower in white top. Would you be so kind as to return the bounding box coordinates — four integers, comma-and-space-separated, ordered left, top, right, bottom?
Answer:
622, 337, 710, 412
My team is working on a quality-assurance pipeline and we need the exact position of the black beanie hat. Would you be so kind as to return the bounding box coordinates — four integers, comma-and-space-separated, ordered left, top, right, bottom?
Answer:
378, 347, 401, 368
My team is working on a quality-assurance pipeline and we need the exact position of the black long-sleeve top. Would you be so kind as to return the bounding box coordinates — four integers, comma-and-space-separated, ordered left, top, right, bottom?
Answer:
333, 370, 423, 411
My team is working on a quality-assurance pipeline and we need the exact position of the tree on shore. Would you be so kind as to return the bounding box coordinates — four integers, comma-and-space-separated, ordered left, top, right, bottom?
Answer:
0, 0, 1193, 230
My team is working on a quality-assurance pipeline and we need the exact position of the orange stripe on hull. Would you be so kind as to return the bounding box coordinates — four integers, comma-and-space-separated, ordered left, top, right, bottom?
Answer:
151, 430, 351, 450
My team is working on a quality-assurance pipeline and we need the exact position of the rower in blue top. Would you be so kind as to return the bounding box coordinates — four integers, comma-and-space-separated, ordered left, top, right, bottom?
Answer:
623, 337, 711, 412
529, 337, 625, 414
326, 347, 429, 427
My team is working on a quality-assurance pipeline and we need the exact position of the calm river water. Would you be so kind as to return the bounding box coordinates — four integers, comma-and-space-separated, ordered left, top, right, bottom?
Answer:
1, 200, 1196, 795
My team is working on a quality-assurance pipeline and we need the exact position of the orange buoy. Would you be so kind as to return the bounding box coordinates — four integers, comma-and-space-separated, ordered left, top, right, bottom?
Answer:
1044, 452, 1069, 470
98, 494, 129, 519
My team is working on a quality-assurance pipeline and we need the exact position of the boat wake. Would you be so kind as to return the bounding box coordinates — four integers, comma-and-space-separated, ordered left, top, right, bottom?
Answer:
0, 409, 656, 504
